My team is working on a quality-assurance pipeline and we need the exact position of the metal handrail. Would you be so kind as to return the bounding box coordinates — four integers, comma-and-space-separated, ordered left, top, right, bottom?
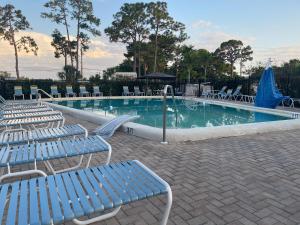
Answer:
37, 89, 54, 100
161, 85, 177, 144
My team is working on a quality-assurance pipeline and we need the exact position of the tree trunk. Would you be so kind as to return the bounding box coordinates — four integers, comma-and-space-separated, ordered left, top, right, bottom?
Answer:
240, 61, 243, 76
231, 63, 234, 77
204, 67, 207, 82
133, 50, 137, 72
138, 47, 141, 77
64, 51, 67, 68
81, 47, 83, 78
153, 25, 159, 72
63, 12, 73, 67
76, 3, 81, 73
11, 31, 20, 79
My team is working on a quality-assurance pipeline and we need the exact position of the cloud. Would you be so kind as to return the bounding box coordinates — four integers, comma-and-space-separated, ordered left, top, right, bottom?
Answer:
0, 31, 125, 79
191, 20, 214, 29
253, 45, 300, 65
188, 31, 256, 52
187, 19, 300, 68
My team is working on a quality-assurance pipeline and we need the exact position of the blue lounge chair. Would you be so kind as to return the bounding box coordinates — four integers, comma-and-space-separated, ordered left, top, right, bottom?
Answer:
0, 160, 172, 225
66, 85, 76, 97
0, 95, 40, 106
30, 85, 40, 100
213, 86, 227, 99
122, 86, 134, 96
228, 85, 242, 100
1, 106, 53, 115
0, 115, 65, 129
13, 86, 24, 100
93, 86, 103, 96
79, 85, 90, 97
0, 135, 111, 182
1, 110, 62, 120
93, 115, 140, 139
0, 124, 88, 146
134, 86, 145, 96
50, 85, 61, 98
220, 89, 233, 99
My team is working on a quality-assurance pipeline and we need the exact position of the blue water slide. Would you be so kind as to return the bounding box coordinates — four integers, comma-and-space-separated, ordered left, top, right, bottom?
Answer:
255, 67, 287, 108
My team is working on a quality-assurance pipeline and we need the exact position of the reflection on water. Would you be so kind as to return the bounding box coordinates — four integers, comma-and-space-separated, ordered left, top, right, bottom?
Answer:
57, 98, 291, 129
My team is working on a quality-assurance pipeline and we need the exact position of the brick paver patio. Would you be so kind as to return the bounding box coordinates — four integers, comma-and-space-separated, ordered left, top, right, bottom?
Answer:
48, 112, 300, 225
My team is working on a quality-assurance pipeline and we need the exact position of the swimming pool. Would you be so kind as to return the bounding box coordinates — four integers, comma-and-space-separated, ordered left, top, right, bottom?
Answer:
54, 98, 292, 129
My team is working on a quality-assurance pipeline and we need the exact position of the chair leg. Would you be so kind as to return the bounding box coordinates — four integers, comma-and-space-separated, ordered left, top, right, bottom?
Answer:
44, 155, 85, 174
72, 206, 121, 225
0, 162, 47, 183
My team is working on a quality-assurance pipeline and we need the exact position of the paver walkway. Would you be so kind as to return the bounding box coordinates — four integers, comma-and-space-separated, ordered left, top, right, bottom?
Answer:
51, 112, 300, 225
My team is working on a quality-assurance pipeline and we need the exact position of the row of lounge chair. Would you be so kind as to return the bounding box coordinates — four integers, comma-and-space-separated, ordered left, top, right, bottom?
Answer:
0, 97, 172, 225
13, 85, 104, 100
202, 85, 256, 103
122, 86, 145, 96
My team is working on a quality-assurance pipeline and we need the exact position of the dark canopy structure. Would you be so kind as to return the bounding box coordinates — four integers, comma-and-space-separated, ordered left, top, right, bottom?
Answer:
255, 66, 285, 109
139, 72, 176, 80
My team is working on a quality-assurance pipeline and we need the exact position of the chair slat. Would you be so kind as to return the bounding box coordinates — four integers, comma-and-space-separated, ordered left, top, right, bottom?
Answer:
77, 170, 104, 211
18, 181, 28, 225
29, 179, 40, 225
55, 174, 74, 220
61, 173, 84, 217
69, 171, 94, 215
48, 176, 63, 224
38, 177, 51, 225
6, 182, 20, 225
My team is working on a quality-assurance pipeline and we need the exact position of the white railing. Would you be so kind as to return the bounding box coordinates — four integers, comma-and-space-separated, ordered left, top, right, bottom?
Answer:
161, 85, 177, 144
37, 89, 54, 101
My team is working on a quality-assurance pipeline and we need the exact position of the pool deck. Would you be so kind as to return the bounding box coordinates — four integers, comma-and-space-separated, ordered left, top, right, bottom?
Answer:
53, 110, 300, 225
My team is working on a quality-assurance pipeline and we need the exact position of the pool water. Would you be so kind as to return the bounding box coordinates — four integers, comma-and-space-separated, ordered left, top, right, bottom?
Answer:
55, 98, 292, 129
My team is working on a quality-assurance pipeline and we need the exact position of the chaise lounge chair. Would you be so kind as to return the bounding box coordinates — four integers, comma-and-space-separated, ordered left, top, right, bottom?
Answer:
13, 86, 24, 100
1, 110, 62, 120
134, 86, 145, 96
228, 85, 242, 101
93, 115, 140, 139
30, 85, 40, 100
79, 86, 90, 97
1, 106, 52, 115
0, 135, 111, 182
122, 86, 134, 96
213, 86, 227, 99
50, 85, 61, 98
66, 86, 76, 97
0, 160, 172, 225
93, 86, 103, 96
220, 89, 233, 99
0, 115, 65, 129
0, 124, 88, 146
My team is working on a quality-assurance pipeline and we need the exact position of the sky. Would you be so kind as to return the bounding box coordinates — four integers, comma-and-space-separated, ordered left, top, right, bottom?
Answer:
1, 0, 300, 79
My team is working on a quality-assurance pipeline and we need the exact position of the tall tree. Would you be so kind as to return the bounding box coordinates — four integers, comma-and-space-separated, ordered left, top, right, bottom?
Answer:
239, 45, 253, 76
0, 4, 38, 79
215, 39, 253, 77
79, 32, 90, 77
51, 29, 69, 67
69, 0, 101, 73
147, 1, 186, 72
42, 0, 74, 66
105, 3, 149, 76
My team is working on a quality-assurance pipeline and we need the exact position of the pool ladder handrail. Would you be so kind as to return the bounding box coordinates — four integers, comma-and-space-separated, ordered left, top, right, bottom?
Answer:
37, 88, 54, 101
162, 85, 178, 144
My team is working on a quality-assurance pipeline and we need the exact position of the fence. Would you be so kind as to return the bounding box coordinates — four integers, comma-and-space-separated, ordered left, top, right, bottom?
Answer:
0, 74, 299, 100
